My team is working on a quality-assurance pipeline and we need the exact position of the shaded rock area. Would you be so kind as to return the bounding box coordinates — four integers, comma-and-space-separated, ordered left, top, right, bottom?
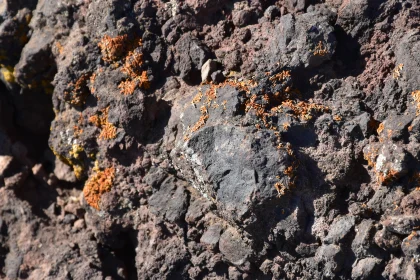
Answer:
0, 0, 420, 279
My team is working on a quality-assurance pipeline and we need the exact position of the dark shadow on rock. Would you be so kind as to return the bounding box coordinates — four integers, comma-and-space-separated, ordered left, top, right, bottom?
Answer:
14, 177, 59, 219
141, 97, 172, 145
332, 25, 364, 78
98, 229, 139, 280
282, 125, 318, 147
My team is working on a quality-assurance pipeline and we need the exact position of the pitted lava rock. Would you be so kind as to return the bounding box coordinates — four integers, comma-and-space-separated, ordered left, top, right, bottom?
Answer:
0, 0, 420, 279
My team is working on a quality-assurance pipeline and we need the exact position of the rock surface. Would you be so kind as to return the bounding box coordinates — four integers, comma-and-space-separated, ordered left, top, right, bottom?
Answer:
0, 0, 419, 279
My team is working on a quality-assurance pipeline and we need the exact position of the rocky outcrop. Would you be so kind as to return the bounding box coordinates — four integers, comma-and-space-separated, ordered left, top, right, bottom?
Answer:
0, 0, 419, 279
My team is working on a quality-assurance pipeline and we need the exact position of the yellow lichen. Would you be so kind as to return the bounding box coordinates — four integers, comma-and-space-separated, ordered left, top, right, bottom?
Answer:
73, 164, 84, 180
51, 147, 85, 180
1, 65, 15, 83
83, 167, 115, 210
70, 144, 84, 159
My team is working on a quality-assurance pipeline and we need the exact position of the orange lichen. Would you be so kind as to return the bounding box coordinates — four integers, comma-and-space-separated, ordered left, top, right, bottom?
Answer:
377, 123, 385, 134
363, 148, 378, 169
99, 122, 117, 140
139, 71, 150, 89
191, 106, 209, 133
117, 42, 150, 94
98, 34, 128, 62
89, 107, 117, 140
122, 50, 143, 77
55, 42, 64, 55
64, 73, 91, 106
118, 71, 150, 95
313, 41, 328, 56
118, 79, 137, 95
274, 100, 330, 121
183, 80, 253, 140
274, 182, 286, 196
393, 63, 403, 79
89, 72, 97, 94
83, 167, 115, 210
378, 169, 399, 185
412, 90, 420, 116
269, 70, 291, 84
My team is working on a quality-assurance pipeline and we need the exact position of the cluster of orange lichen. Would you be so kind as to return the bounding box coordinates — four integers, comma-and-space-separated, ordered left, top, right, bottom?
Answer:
64, 73, 91, 106
412, 90, 420, 116
83, 167, 115, 210
119, 42, 150, 94
183, 80, 252, 141
89, 107, 117, 140
89, 72, 97, 94
275, 100, 330, 121
363, 145, 379, 169
98, 34, 128, 62
378, 169, 400, 185
393, 63, 403, 79
185, 73, 307, 196
98, 34, 150, 94
122, 50, 143, 77
269, 70, 291, 84
313, 41, 328, 56
118, 70, 150, 95
118, 79, 137, 95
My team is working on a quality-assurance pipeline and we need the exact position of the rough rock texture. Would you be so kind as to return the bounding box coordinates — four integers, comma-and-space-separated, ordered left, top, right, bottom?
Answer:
0, 0, 420, 279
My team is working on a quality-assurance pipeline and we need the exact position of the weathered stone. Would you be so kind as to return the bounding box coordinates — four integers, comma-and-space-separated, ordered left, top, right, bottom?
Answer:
270, 12, 336, 68
0, 155, 14, 176
175, 33, 211, 82
148, 177, 188, 222
219, 227, 251, 266
374, 228, 402, 253
382, 215, 420, 235
351, 257, 382, 280
201, 59, 218, 82
401, 231, 420, 258
54, 157, 77, 183
200, 223, 223, 248
323, 215, 355, 244
232, 10, 253, 27
351, 219, 377, 258
315, 244, 345, 276
264, 6, 280, 20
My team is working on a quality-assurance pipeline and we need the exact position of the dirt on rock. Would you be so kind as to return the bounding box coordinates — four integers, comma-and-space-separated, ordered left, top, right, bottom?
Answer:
0, 0, 420, 279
